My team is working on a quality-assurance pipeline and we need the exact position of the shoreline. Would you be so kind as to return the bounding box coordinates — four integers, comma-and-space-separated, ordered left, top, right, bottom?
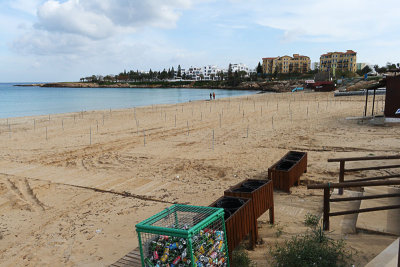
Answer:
0, 91, 261, 120
13, 81, 302, 93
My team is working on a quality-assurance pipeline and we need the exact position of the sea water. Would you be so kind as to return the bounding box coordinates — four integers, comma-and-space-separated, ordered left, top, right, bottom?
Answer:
0, 83, 258, 118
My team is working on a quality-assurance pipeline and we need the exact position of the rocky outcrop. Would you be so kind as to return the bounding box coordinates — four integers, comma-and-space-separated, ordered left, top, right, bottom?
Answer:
18, 80, 307, 93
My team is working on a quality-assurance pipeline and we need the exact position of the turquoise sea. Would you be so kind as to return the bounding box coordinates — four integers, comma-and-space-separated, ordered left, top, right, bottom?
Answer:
0, 83, 258, 118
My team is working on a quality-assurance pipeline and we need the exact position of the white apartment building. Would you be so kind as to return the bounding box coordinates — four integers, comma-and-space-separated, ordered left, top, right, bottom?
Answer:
184, 67, 203, 80
203, 65, 222, 80
231, 63, 248, 73
180, 63, 254, 80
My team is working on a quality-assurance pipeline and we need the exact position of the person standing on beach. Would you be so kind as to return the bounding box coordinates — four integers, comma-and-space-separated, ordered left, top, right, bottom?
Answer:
213, 92, 215, 99
210, 93, 212, 100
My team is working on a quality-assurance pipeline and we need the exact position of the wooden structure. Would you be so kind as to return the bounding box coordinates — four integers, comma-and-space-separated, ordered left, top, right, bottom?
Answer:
385, 75, 400, 118
209, 196, 254, 257
307, 180, 400, 230
109, 247, 141, 267
224, 179, 274, 248
268, 151, 307, 192
328, 155, 400, 195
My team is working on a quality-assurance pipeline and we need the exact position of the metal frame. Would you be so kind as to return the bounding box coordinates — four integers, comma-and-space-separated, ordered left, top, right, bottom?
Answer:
136, 204, 230, 267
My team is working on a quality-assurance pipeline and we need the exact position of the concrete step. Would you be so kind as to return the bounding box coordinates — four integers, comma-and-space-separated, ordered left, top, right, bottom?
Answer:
331, 189, 363, 234
365, 238, 399, 267
356, 186, 400, 235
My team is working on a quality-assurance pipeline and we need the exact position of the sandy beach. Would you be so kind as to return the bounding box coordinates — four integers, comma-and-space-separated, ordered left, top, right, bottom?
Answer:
0, 91, 398, 266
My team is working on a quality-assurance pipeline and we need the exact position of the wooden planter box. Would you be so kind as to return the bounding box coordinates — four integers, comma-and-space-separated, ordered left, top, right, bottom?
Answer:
268, 151, 307, 193
209, 196, 254, 257
224, 179, 274, 248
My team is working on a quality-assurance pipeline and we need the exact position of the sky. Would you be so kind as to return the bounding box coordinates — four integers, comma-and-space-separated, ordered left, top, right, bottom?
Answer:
0, 0, 400, 82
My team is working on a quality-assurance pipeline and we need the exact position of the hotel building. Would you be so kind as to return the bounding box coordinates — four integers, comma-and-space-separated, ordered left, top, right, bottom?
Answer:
319, 50, 357, 72
262, 54, 311, 74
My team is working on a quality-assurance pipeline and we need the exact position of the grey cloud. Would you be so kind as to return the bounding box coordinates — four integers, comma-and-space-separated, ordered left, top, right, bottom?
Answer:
35, 0, 192, 40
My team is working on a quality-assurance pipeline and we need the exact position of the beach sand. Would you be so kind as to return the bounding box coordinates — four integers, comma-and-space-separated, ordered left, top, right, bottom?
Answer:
0, 91, 398, 266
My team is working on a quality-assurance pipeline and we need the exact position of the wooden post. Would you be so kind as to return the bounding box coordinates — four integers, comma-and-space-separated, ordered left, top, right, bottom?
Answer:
269, 206, 274, 225
46, 126, 48, 140
212, 129, 214, 150
143, 129, 146, 146
272, 116, 274, 129
187, 121, 189, 136
339, 161, 345, 195
372, 89, 376, 116
134, 107, 136, 121
174, 115, 176, 127
62, 119, 64, 130
364, 89, 369, 117
323, 187, 330, 230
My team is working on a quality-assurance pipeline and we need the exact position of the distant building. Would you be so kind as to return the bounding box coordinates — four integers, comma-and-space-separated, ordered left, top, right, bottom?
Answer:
320, 50, 357, 73
203, 65, 222, 80
230, 63, 250, 73
262, 54, 311, 74
184, 66, 202, 80
180, 63, 253, 80
356, 63, 367, 71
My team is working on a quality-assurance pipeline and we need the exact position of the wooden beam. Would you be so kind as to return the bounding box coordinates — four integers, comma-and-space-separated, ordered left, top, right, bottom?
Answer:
349, 174, 400, 182
328, 155, 400, 162
345, 164, 400, 172
307, 179, 400, 190
329, 204, 400, 217
330, 193, 400, 202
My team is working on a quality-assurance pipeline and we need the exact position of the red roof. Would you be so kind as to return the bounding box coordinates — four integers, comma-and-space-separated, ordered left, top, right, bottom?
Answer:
321, 50, 357, 57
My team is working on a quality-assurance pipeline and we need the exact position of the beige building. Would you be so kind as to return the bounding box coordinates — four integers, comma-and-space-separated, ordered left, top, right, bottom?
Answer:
320, 50, 357, 73
262, 54, 311, 74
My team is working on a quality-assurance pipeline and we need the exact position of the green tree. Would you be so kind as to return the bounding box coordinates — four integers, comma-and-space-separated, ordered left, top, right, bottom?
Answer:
256, 62, 263, 75
386, 62, 397, 70
356, 65, 372, 76
177, 65, 182, 77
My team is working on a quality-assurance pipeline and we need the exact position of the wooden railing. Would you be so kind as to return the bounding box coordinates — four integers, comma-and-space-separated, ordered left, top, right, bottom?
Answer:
307, 180, 400, 231
328, 155, 400, 195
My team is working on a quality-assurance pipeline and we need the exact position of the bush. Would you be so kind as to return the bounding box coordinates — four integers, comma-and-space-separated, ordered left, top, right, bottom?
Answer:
271, 227, 353, 267
231, 246, 256, 267
304, 213, 320, 228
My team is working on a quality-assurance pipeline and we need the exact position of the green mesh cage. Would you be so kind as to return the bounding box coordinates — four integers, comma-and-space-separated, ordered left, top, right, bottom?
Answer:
135, 204, 229, 267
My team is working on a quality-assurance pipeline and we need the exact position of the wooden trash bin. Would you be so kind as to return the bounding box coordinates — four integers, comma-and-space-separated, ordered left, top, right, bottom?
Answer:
224, 179, 274, 249
268, 151, 307, 193
209, 196, 254, 258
